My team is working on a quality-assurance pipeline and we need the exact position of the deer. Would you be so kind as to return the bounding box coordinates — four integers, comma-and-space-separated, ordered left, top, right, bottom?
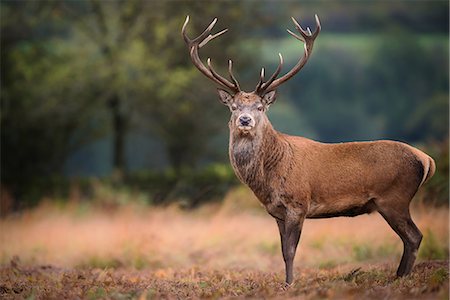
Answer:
181, 15, 436, 285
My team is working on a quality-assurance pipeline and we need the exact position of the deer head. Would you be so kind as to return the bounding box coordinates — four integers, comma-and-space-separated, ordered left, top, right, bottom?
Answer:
182, 15, 321, 136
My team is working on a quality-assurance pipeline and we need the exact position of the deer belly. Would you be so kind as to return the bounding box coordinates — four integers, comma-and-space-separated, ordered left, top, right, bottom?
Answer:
306, 198, 377, 219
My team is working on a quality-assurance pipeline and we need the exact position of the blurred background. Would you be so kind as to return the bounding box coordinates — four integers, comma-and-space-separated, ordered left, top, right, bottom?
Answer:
0, 3, 449, 295
1, 0, 448, 211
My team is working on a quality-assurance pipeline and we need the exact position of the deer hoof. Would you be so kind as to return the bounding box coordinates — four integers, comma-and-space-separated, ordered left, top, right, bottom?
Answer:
282, 281, 295, 291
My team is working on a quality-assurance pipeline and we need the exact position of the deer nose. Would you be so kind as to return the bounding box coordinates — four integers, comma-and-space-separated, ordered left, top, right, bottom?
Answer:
239, 115, 252, 126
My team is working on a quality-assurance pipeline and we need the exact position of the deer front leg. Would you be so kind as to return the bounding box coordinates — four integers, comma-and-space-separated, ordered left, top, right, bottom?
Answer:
276, 218, 292, 285
276, 218, 287, 262
281, 210, 305, 285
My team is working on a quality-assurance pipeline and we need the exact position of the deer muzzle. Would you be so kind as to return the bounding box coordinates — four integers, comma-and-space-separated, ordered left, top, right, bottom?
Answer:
237, 113, 255, 131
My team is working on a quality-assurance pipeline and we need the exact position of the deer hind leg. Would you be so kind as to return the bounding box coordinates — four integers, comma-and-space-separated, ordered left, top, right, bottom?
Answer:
376, 202, 422, 277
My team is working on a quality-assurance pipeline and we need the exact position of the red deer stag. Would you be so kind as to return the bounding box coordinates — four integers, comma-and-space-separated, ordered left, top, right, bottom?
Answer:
182, 15, 436, 285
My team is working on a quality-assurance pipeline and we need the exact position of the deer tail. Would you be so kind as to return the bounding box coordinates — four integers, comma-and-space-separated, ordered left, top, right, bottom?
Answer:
407, 143, 436, 187
420, 155, 436, 186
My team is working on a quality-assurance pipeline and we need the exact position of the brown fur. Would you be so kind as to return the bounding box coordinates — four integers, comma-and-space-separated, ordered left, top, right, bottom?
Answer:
223, 91, 435, 284
182, 14, 435, 286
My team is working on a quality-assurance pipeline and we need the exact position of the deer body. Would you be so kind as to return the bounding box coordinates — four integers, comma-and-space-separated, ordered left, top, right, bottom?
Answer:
229, 121, 434, 220
182, 16, 435, 285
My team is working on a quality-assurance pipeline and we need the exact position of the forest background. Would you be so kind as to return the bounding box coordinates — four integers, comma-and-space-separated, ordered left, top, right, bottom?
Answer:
1, 1, 448, 209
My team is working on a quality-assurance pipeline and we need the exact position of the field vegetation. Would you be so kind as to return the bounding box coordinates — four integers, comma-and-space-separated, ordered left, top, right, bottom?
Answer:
1, 186, 448, 299
1, 2, 448, 299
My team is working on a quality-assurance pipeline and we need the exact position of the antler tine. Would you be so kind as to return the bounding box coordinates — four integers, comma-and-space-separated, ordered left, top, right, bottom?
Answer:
259, 14, 320, 93
182, 16, 220, 45
181, 15, 191, 44
291, 17, 313, 41
291, 17, 305, 33
194, 18, 218, 43
255, 68, 265, 92
259, 53, 283, 92
188, 47, 230, 90
228, 60, 241, 91
182, 16, 240, 93
313, 14, 322, 38
287, 29, 305, 42
290, 15, 321, 40
207, 58, 240, 91
199, 28, 228, 48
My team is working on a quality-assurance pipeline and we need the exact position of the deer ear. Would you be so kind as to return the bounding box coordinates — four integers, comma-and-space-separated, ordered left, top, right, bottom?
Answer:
217, 89, 234, 106
262, 90, 277, 106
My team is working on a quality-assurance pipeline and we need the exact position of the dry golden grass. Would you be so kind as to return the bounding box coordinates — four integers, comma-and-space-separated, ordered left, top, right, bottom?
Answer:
0, 186, 448, 299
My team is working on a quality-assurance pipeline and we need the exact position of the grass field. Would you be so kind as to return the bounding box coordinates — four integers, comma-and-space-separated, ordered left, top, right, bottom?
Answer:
0, 186, 448, 299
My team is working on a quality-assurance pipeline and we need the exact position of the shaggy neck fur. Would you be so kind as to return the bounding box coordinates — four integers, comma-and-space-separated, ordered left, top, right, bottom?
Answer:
228, 119, 291, 203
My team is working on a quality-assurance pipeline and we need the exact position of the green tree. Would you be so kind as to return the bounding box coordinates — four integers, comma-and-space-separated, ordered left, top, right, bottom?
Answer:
61, 0, 254, 173
1, 2, 106, 205
1, 1, 256, 206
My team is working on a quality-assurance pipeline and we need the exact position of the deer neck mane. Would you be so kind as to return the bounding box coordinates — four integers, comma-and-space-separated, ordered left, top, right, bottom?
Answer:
229, 121, 289, 199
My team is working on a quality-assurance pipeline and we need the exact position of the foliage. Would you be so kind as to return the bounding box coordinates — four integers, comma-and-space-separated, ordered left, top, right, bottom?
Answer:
1, 3, 107, 208
418, 140, 450, 206
1, 1, 252, 207
1, 199, 448, 298
419, 229, 449, 260
352, 242, 399, 262
353, 244, 374, 261
1, 1, 448, 208
1, 259, 448, 299
125, 163, 239, 207
267, 31, 448, 143
22, 163, 238, 210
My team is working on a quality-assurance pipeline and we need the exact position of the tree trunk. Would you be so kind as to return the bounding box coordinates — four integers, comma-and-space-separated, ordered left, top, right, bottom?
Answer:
109, 95, 126, 179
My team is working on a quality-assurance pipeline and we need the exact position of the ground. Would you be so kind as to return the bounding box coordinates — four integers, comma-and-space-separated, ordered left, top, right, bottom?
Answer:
0, 186, 448, 299
1, 260, 448, 299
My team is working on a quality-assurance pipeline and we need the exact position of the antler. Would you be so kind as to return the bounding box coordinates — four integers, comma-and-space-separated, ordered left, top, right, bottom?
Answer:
182, 16, 241, 94
255, 15, 321, 95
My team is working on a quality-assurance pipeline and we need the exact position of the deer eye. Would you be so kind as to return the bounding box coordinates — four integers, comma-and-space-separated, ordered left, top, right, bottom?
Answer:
231, 104, 238, 111
257, 104, 264, 111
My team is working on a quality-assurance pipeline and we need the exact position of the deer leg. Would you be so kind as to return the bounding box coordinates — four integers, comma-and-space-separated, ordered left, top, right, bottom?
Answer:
283, 210, 305, 285
276, 219, 287, 262
377, 205, 422, 277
